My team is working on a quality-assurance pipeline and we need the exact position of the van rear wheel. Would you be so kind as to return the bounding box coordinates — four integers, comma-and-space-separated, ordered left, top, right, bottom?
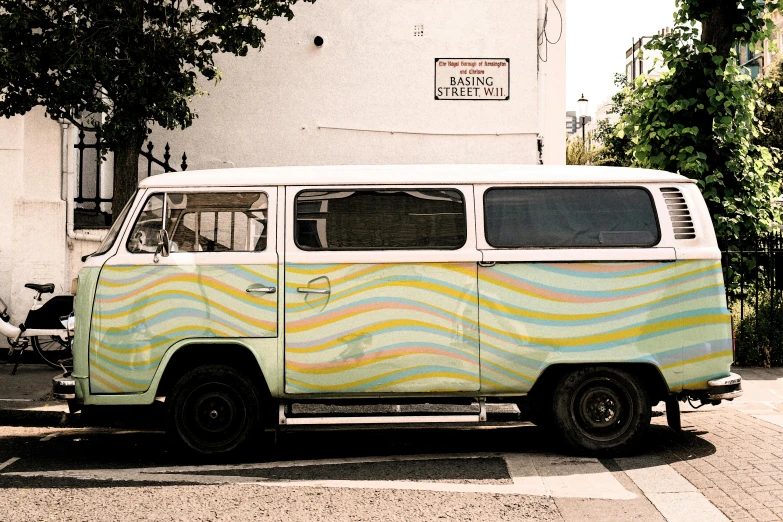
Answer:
553, 366, 650, 456
166, 365, 261, 457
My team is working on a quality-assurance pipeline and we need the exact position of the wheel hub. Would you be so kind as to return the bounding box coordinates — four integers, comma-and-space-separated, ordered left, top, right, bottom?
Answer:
570, 377, 635, 442
189, 389, 239, 436
581, 388, 619, 428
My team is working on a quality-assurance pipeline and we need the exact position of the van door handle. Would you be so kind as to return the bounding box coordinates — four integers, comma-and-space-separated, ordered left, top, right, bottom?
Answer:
479, 261, 496, 267
297, 288, 330, 295
246, 284, 276, 294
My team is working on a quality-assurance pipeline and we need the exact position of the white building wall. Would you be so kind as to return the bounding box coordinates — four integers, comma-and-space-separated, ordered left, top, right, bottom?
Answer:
1, 0, 566, 350
0, 107, 68, 346
541, 0, 566, 165
151, 0, 560, 169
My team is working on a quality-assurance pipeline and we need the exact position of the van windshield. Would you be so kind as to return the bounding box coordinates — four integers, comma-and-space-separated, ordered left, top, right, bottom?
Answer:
87, 195, 136, 258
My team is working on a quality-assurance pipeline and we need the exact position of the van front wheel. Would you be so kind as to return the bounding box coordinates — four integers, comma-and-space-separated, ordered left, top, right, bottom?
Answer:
553, 366, 650, 456
166, 365, 261, 457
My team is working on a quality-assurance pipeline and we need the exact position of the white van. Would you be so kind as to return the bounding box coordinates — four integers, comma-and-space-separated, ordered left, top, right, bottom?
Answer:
54, 165, 741, 457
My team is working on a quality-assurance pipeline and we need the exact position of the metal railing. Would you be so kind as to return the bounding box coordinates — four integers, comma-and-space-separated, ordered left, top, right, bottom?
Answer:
722, 231, 783, 366
74, 134, 187, 228
139, 141, 188, 178
73, 130, 112, 228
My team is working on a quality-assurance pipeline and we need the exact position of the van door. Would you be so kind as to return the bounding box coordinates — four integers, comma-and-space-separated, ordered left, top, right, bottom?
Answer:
89, 188, 278, 394
283, 186, 481, 394
475, 185, 681, 393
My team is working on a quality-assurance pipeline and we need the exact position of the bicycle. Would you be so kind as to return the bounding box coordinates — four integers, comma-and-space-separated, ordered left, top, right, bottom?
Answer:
1, 283, 74, 374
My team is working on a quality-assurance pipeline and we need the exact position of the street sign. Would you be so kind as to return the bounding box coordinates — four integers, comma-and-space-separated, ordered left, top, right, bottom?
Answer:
434, 58, 510, 101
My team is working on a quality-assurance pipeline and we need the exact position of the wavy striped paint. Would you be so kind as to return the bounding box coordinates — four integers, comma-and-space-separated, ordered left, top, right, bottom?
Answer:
284, 263, 481, 393
478, 260, 732, 393
89, 264, 277, 393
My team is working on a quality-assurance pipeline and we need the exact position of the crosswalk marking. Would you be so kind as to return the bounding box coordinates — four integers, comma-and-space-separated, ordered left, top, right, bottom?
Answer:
0, 457, 20, 471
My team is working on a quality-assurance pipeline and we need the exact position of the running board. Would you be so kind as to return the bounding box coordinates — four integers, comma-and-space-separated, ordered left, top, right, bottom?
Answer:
278, 401, 488, 426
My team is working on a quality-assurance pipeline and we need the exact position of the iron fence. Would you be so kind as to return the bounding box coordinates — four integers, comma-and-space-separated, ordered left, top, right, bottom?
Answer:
73, 129, 112, 228
74, 133, 187, 228
721, 230, 783, 366
139, 141, 188, 178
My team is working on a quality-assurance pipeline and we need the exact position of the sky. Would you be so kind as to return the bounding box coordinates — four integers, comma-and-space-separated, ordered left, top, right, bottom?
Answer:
565, 0, 678, 116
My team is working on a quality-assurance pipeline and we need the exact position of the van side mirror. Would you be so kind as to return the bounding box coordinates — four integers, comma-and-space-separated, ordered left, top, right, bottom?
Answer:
154, 229, 170, 263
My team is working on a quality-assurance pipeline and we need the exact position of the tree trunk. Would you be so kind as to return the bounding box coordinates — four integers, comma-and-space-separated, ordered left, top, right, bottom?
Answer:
694, 1, 741, 149
700, 0, 739, 61
112, 133, 146, 222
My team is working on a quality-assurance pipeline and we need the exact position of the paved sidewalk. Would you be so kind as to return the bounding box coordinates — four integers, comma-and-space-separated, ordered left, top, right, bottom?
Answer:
649, 367, 783, 521
0, 361, 62, 407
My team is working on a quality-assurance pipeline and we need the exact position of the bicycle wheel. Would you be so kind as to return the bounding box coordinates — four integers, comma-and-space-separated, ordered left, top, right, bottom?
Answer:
31, 335, 72, 369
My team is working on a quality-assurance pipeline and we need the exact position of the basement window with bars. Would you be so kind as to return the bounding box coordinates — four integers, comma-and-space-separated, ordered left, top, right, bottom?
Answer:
74, 127, 114, 228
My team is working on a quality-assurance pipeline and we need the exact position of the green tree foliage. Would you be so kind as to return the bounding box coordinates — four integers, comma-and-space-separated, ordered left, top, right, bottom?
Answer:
566, 136, 591, 165
734, 296, 783, 367
756, 60, 783, 170
0, 0, 315, 218
618, 0, 782, 246
591, 74, 634, 167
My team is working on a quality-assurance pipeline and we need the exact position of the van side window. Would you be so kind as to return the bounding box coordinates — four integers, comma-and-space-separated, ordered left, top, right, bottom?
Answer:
127, 192, 268, 253
484, 187, 660, 248
295, 189, 467, 250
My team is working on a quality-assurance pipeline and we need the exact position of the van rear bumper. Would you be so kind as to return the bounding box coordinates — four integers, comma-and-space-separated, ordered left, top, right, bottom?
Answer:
703, 372, 742, 401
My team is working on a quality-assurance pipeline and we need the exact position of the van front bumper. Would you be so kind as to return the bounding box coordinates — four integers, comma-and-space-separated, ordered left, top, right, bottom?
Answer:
52, 372, 76, 400
703, 372, 742, 401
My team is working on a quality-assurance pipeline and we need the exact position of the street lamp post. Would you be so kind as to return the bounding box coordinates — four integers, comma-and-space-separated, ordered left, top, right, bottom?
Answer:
577, 93, 588, 147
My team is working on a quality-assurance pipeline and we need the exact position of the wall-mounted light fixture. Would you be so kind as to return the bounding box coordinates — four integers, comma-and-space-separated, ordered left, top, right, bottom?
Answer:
314, 36, 324, 47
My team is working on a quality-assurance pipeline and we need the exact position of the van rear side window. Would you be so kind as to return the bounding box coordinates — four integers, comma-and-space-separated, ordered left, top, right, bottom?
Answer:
484, 187, 660, 248
295, 189, 467, 250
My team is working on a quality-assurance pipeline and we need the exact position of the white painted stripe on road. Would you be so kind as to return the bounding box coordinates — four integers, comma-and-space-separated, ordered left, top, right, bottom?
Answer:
0, 457, 20, 471
0, 398, 32, 402
767, 389, 783, 400
752, 414, 783, 429
617, 456, 728, 522
507, 454, 636, 500
3, 453, 636, 500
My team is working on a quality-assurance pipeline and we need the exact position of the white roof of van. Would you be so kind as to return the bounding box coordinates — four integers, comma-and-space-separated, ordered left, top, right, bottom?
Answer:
138, 164, 694, 188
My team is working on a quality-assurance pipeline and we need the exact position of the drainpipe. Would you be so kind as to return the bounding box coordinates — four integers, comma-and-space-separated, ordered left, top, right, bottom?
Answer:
537, 0, 547, 164
61, 120, 103, 242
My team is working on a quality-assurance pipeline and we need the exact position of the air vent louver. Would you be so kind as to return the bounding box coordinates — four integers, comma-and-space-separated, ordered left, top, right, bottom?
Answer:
661, 187, 696, 239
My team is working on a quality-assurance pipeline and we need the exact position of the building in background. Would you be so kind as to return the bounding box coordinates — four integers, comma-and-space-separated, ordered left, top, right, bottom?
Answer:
584, 98, 618, 142
625, 28, 669, 82
566, 111, 590, 137
566, 111, 577, 135
738, 9, 783, 78
0, 0, 567, 341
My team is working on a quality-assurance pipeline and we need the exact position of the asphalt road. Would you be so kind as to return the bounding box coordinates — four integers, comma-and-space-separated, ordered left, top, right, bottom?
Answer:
0, 418, 712, 522
8, 364, 781, 520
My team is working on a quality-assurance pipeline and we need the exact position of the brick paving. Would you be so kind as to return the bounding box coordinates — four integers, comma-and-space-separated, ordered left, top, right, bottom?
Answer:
650, 408, 783, 521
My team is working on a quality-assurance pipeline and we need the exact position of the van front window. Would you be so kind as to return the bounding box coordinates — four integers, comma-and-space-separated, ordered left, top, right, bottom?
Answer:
87, 195, 136, 258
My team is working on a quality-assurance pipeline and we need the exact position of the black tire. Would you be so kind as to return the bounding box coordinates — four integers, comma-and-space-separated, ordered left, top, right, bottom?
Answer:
553, 366, 650, 457
166, 365, 262, 458
31, 335, 72, 369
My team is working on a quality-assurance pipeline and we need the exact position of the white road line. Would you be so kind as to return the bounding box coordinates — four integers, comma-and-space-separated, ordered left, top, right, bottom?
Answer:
752, 414, 783, 429
0, 457, 20, 472
616, 456, 728, 522
40, 434, 56, 442
2, 453, 636, 500
0, 398, 32, 402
